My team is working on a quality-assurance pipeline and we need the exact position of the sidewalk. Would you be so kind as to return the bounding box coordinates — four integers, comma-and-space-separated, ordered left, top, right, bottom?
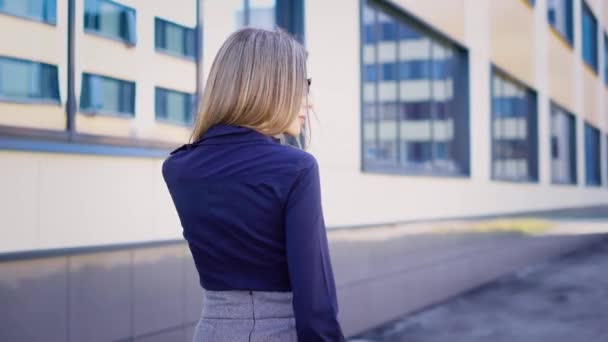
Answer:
349, 236, 608, 342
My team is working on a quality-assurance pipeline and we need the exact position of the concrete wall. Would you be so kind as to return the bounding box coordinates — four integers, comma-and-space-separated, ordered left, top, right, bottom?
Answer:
0, 150, 177, 253
2, 0, 608, 253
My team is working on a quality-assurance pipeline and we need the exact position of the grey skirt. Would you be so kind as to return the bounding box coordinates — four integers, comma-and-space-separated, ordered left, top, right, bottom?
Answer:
192, 288, 298, 342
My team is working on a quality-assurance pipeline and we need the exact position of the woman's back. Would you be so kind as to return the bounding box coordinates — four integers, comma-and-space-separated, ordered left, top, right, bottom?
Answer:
162, 123, 345, 341
163, 123, 312, 291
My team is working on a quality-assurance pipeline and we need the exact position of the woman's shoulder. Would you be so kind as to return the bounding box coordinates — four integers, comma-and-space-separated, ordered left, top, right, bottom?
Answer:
271, 143, 318, 172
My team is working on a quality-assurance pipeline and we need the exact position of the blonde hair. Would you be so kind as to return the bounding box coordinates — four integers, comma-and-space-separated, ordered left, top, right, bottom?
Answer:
190, 28, 310, 146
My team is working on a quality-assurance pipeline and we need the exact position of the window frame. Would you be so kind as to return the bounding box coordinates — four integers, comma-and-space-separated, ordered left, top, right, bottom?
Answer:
490, 66, 539, 183
79, 73, 136, 117
549, 102, 577, 185
604, 32, 608, 85
547, 0, 574, 47
154, 86, 195, 127
83, 0, 137, 46
238, 0, 305, 43
154, 17, 196, 61
0, 0, 57, 25
0, 55, 61, 105
581, 1, 598, 73
584, 121, 602, 186
359, 0, 470, 177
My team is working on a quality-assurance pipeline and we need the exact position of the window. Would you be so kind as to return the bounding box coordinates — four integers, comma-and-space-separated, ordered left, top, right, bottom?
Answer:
527, 0, 535, 6
491, 70, 538, 182
155, 18, 196, 60
550, 104, 577, 184
155, 87, 194, 125
584, 122, 601, 186
0, 0, 56, 24
582, 1, 598, 72
547, 0, 573, 46
361, 1, 469, 176
80, 73, 135, 116
236, 0, 276, 30
0, 56, 60, 103
84, 0, 136, 45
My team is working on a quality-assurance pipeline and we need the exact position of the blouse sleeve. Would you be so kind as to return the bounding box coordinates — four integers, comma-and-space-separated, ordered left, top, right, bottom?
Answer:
284, 156, 345, 341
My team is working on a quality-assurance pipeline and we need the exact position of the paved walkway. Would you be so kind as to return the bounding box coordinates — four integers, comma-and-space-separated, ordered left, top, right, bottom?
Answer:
350, 236, 608, 342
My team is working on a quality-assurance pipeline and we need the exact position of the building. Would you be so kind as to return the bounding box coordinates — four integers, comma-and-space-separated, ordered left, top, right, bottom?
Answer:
1, 0, 607, 340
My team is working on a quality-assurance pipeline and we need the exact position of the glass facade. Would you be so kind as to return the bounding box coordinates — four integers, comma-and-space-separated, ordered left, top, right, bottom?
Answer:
491, 70, 538, 182
550, 104, 577, 184
84, 0, 137, 45
547, 0, 573, 45
0, 56, 60, 102
155, 18, 196, 59
361, 1, 469, 175
80, 73, 135, 116
584, 122, 601, 186
0, 0, 56, 24
581, 1, 598, 72
155, 87, 194, 125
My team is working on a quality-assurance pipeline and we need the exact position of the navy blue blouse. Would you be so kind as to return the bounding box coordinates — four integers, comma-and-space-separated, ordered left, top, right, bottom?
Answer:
161, 123, 345, 341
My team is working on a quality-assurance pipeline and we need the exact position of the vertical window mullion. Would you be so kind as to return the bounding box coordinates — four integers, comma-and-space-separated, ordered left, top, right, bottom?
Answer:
571, 116, 577, 183
498, 76, 506, 179
522, 91, 529, 181
428, 40, 435, 170
373, 8, 380, 163
395, 21, 401, 166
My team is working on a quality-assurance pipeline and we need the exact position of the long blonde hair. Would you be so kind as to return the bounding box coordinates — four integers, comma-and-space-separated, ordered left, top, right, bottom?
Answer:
190, 28, 309, 145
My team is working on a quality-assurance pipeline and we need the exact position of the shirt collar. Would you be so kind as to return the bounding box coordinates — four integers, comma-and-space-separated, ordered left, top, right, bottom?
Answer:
195, 123, 280, 145
169, 124, 281, 155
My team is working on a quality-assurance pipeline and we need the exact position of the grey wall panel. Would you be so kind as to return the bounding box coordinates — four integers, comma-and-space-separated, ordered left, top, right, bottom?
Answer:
68, 250, 132, 342
184, 248, 203, 324
0, 257, 68, 342
132, 245, 186, 337
184, 323, 197, 342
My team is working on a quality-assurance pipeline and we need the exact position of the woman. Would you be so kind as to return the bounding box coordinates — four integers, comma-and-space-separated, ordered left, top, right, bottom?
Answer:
162, 28, 345, 341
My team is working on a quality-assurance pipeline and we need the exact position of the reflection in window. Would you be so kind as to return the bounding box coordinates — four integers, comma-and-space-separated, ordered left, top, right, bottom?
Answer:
0, 0, 56, 24
0, 56, 60, 102
155, 87, 194, 125
550, 104, 576, 184
362, 1, 469, 175
84, 0, 137, 45
155, 18, 196, 59
584, 123, 601, 186
80, 73, 135, 116
581, 1, 597, 72
236, 0, 276, 30
547, 0, 573, 45
491, 71, 538, 182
